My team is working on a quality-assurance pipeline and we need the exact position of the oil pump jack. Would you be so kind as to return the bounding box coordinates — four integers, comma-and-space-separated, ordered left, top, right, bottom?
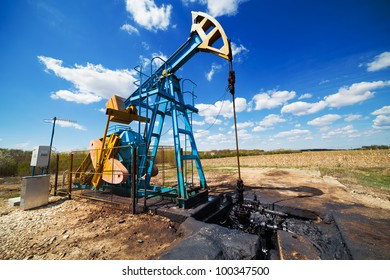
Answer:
74, 11, 241, 209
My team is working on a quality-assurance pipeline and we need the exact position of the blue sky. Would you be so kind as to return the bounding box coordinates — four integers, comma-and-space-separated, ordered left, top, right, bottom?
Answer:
1, 0, 389, 152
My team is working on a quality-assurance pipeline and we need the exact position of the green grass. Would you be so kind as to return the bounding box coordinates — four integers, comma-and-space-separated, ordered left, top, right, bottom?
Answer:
319, 167, 390, 191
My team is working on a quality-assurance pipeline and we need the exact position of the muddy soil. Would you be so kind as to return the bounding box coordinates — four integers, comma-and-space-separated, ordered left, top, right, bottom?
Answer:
1, 167, 389, 260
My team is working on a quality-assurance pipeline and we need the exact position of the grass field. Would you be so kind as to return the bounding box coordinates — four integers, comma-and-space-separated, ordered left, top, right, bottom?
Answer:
201, 149, 390, 191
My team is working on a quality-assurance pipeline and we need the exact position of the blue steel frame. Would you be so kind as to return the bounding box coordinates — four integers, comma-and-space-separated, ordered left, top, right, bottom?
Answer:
124, 32, 208, 208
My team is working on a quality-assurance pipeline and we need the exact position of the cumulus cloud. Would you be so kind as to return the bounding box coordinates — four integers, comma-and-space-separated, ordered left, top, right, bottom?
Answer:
194, 129, 209, 139
253, 126, 267, 132
192, 120, 205, 126
251, 90, 296, 110
344, 114, 362, 122
38, 56, 138, 104
196, 97, 247, 124
120, 23, 139, 35
125, 0, 172, 32
237, 129, 252, 140
367, 51, 390, 72
372, 106, 390, 115
50, 90, 102, 104
206, 0, 246, 17
307, 114, 341, 126
207, 133, 231, 144
182, 0, 246, 17
259, 114, 286, 127
206, 63, 222, 81
234, 121, 254, 129
281, 80, 390, 116
322, 125, 360, 139
371, 105, 390, 130
373, 115, 390, 130
324, 81, 390, 108
281, 100, 326, 116
298, 93, 312, 100
275, 129, 311, 140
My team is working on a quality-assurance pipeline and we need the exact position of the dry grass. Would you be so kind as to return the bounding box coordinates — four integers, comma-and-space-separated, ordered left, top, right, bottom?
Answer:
201, 150, 390, 191
202, 150, 390, 169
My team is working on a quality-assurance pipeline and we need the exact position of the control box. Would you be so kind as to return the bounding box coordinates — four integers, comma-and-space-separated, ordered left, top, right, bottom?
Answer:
30, 146, 51, 167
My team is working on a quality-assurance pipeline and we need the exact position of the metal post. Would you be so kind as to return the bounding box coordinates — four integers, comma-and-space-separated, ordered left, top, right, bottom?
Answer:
54, 153, 59, 196
68, 153, 73, 199
47, 117, 57, 174
131, 146, 137, 214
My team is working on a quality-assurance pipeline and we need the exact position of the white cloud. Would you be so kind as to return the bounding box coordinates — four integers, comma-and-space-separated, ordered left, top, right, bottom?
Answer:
344, 114, 362, 122
207, 133, 231, 144
192, 120, 205, 126
231, 42, 249, 62
275, 129, 311, 140
50, 90, 102, 104
367, 51, 390, 72
319, 126, 331, 132
259, 114, 286, 127
298, 93, 312, 100
251, 90, 296, 110
373, 115, 390, 130
55, 119, 86, 131
322, 125, 360, 139
281, 100, 326, 116
120, 23, 139, 35
231, 42, 248, 57
372, 105, 390, 115
319, 79, 330, 85
281, 80, 390, 116
38, 56, 137, 104
206, 63, 222, 81
196, 97, 247, 124
125, 0, 172, 32
307, 114, 341, 126
234, 121, 254, 129
181, 0, 246, 17
181, 0, 199, 6
206, 0, 246, 17
194, 129, 209, 139
324, 80, 390, 108
142, 42, 150, 50
237, 129, 252, 139
253, 126, 266, 132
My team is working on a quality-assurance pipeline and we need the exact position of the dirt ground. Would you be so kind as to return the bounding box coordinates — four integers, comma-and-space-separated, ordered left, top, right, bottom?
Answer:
1, 167, 389, 260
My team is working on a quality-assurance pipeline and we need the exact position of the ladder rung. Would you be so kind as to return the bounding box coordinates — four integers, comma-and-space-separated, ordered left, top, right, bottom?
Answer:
178, 128, 191, 135
182, 155, 197, 160
151, 133, 160, 138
